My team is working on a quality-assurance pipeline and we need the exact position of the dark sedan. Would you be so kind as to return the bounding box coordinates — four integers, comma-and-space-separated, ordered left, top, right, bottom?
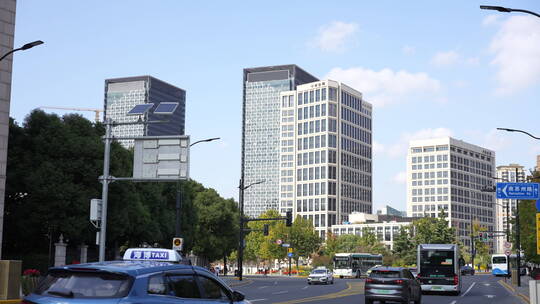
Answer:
460, 265, 475, 276
365, 266, 422, 304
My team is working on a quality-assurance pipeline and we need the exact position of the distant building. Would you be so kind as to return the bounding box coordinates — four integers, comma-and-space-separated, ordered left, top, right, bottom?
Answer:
0, 0, 16, 259
104, 76, 186, 148
535, 155, 540, 173
241, 65, 318, 218
377, 205, 407, 217
494, 164, 526, 254
331, 212, 416, 250
406, 137, 496, 248
279, 80, 373, 239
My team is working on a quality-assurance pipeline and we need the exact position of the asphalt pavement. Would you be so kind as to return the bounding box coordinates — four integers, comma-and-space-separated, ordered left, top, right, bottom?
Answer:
223, 274, 527, 304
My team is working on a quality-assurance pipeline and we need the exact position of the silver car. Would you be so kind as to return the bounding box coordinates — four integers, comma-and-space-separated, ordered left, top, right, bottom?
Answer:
307, 268, 334, 285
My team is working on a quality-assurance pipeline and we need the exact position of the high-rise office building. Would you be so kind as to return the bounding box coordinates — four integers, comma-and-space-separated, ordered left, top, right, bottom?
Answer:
406, 137, 496, 247
279, 80, 373, 238
494, 164, 526, 254
241, 65, 318, 218
104, 76, 186, 148
0, 0, 16, 259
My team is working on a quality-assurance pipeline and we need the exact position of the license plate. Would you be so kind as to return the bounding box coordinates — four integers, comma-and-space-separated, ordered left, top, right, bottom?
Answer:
431, 286, 443, 290
373, 289, 391, 294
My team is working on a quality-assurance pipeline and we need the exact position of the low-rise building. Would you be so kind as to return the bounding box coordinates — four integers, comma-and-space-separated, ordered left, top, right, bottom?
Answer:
330, 212, 416, 250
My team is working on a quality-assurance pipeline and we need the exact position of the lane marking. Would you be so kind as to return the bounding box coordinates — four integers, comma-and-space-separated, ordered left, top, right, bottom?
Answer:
274, 281, 278, 285
250, 299, 267, 302
485, 295, 495, 298
449, 301, 456, 304
258, 286, 269, 289
461, 282, 476, 297
302, 286, 308, 290
273, 291, 289, 295
273, 282, 364, 304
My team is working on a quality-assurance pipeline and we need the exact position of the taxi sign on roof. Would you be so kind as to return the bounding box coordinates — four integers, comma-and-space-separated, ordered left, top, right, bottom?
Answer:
123, 248, 182, 262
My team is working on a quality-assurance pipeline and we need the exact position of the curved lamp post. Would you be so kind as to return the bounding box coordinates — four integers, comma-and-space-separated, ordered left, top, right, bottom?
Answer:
175, 137, 220, 239
497, 128, 540, 140
0, 40, 43, 61
480, 5, 540, 18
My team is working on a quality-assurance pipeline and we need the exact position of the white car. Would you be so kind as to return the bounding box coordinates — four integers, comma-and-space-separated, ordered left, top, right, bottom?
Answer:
307, 268, 334, 285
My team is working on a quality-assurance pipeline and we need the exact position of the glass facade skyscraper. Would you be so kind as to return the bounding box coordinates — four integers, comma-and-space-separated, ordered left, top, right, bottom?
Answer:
242, 65, 318, 218
104, 76, 186, 148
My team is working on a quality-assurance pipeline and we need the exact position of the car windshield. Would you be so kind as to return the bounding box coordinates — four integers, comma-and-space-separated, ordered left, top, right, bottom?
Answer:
34, 271, 132, 298
312, 270, 326, 274
370, 270, 401, 278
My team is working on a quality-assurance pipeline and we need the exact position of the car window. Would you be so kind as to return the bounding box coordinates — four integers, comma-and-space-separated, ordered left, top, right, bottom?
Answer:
34, 271, 132, 298
403, 270, 414, 279
370, 270, 401, 278
167, 275, 200, 298
197, 276, 230, 300
147, 274, 167, 295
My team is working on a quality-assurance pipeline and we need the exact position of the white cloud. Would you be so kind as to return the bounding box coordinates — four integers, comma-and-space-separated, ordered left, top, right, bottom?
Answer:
402, 45, 415, 55
325, 67, 441, 107
482, 14, 500, 27
431, 50, 460, 67
392, 171, 407, 184
312, 21, 358, 52
489, 15, 540, 95
482, 129, 513, 151
373, 140, 386, 154
386, 128, 454, 158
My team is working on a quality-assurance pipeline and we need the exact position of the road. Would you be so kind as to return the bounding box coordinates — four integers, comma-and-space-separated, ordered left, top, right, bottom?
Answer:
226, 274, 526, 304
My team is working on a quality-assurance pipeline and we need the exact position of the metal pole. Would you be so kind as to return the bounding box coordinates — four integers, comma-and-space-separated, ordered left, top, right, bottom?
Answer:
175, 181, 182, 237
237, 178, 245, 281
505, 200, 510, 278
288, 256, 292, 276
99, 119, 112, 262
515, 167, 521, 287
470, 215, 475, 269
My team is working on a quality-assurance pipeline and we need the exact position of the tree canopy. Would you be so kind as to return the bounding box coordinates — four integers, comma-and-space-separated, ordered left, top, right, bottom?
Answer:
4, 111, 238, 270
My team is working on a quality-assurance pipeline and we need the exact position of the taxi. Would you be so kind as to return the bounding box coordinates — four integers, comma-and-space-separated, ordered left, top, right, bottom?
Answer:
22, 248, 250, 304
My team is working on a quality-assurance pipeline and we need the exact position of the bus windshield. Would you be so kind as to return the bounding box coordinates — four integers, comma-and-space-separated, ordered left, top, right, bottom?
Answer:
334, 258, 350, 269
492, 256, 506, 264
420, 250, 455, 275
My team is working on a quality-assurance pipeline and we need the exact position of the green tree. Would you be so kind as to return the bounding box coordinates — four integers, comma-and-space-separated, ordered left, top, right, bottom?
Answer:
392, 226, 416, 266
289, 216, 321, 266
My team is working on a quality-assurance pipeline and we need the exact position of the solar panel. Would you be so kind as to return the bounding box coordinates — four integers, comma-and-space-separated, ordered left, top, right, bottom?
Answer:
153, 102, 178, 115
127, 104, 153, 115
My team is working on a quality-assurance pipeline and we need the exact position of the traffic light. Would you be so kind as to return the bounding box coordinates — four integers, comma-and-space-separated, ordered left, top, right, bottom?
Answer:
478, 232, 483, 238
286, 211, 292, 227
263, 224, 269, 236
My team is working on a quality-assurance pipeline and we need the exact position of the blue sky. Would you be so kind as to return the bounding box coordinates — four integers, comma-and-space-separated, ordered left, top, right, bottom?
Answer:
10, 0, 540, 212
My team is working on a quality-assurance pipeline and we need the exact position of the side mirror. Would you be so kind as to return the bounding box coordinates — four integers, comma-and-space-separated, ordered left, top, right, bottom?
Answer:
232, 290, 245, 302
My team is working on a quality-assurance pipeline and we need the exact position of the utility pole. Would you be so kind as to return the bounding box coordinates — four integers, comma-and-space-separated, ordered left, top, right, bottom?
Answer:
516, 167, 522, 287
237, 178, 245, 281
98, 118, 112, 262
470, 215, 475, 269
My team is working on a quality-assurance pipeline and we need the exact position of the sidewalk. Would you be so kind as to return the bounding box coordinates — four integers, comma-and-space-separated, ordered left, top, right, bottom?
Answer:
499, 275, 530, 303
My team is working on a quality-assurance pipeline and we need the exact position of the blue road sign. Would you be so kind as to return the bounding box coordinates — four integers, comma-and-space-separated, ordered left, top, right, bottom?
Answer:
536, 199, 540, 212
288, 252, 293, 257
496, 183, 540, 200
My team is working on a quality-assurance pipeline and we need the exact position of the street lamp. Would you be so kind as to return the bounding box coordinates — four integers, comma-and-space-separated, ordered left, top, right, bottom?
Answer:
0, 40, 44, 61
175, 137, 220, 239
497, 128, 540, 140
237, 179, 266, 281
480, 5, 540, 18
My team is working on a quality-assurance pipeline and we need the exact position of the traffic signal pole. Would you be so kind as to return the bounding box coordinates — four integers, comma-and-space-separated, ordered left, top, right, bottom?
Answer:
515, 167, 521, 287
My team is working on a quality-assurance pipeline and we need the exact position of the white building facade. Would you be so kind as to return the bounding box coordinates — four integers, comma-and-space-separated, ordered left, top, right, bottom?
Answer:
406, 137, 496, 247
331, 213, 413, 250
494, 164, 526, 254
279, 80, 373, 239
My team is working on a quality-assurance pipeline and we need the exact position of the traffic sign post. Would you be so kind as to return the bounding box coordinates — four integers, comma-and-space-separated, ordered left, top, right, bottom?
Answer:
504, 241, 512, 250
496, 183, 540, 200
505, 249, 511, 256
282, 243, 290, 248
172, 237, 183, 251
536, 214, 540, 255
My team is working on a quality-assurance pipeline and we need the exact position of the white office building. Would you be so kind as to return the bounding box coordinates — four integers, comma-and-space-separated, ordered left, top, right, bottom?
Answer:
330, 212, 414, 250
494, 164, 526, 254
406, 137, 496, 247
279, 80, 373, 239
